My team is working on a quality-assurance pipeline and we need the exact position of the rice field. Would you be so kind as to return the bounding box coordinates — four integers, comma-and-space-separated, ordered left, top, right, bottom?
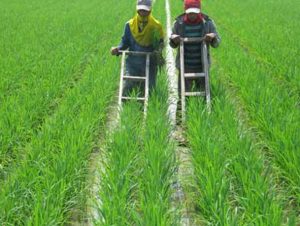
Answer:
0, 0, 299, 225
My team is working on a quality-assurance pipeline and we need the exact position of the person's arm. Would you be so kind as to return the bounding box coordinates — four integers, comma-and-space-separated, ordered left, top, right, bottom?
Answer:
111, 23, 130, 55
207, 19, 221, 48
118, 23, 131, 50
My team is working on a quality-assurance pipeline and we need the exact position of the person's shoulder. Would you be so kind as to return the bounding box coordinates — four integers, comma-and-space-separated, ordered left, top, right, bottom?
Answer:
175, 13, 185, 22
202, 13, 213, 22
125, 19, 132, 26
123, 22, 132, 34
125, 20, 134, 28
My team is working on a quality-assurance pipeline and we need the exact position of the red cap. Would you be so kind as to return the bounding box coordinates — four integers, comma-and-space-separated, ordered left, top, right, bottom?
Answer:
184, 0, 201, 13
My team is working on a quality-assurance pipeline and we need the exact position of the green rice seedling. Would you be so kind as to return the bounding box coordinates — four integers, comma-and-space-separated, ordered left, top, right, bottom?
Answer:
136, 70, 177, 225
0, 39, 121, 224
186, 90, 286, 225
212, 26, 300, 212
185, 55, 292, 224
95, 101, 143, 225
96, 1, 178, 224
212, 86, 284, 225
170, 0, 299, 223
0, 0, 135, 180
204, 0, 300, 96
186, 97, 238, 225
95, 71, 177, 225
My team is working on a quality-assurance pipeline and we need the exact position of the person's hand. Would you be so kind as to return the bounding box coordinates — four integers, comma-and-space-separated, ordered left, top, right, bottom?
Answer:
110, 47, 119, 56
204, 33, 217, 43
170, 34, 181, 45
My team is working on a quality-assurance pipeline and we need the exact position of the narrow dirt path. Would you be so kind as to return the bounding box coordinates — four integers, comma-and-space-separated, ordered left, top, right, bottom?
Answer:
165, 0, 198, 224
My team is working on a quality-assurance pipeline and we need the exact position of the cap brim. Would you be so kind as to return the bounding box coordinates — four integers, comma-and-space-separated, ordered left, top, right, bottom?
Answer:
137, 5, 151, 11
185, 8, 200, 14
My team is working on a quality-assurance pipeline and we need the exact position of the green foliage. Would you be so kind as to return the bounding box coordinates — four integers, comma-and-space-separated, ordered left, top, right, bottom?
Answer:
96, 70, 177, 225
0, 0, 134, 224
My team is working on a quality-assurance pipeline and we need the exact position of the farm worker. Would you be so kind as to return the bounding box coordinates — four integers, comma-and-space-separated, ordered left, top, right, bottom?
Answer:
169, 0, 221, 95
111, 0, 164, 95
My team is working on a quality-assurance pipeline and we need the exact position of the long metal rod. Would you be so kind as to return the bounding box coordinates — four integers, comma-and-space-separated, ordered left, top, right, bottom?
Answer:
181, 37, 205, 43
201, 43, 211, 112
119, 50, 153, 56
144, 54, 150, 117
118, 51, 126, 109
180, 40, 186, 123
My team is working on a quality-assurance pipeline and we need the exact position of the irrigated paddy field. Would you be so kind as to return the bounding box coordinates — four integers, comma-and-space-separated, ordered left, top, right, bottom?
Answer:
0, 0, 299, 225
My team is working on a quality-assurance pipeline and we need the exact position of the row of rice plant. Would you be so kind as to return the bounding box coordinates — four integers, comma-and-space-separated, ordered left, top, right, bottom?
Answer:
0, 0, 111, 96
94, 1, 177, 224
95, 69, 177, 225
0, 0, 134, 179
0, 46, 120, 225
138, 2, 177, 224
0, 0, 104, 102
137, 72, 176, 225
95, 101, 143, 225
186, 77, 294, 225
205, 0, 300, 95
0, 0, 138, 222
211, 25, 300, 211
169, 0, 299, 224
186, 98, 236, 225
168, 1, 234, 224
